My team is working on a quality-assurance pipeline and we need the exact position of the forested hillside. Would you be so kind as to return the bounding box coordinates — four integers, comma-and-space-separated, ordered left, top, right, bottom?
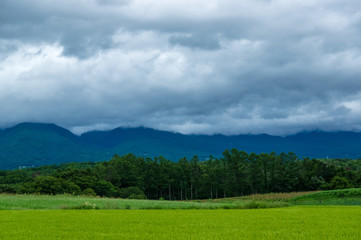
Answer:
3, 123, 361, 169
1, 150, 360, 200
0, 123, 108, 169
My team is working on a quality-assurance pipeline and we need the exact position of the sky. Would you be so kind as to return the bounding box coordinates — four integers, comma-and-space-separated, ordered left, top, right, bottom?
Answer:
1, 0, 361, 136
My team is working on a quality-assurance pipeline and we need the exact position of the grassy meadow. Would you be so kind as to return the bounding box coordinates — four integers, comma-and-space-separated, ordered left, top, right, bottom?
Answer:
290, 188, 361, 205
0, 188, 360, 210
0, 193, 291, 210
0, 194, 234, 210
212, 188, 361, 204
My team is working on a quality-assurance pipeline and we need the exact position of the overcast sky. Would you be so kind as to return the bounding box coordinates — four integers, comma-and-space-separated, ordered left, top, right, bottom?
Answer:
1, 0, 361, 135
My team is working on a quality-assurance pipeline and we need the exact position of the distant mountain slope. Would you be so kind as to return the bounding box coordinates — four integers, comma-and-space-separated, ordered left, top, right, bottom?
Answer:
1, 123, 361, 170
284, 131, 361, 159
0, 123, 107, 169
81, 127, 361, 160
81, 127, 217, 160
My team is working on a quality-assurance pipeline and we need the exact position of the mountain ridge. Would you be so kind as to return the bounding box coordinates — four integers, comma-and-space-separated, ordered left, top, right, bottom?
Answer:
1, 122, 361, 169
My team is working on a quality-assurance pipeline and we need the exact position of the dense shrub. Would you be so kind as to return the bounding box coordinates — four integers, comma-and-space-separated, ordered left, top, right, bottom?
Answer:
20, 176, 81, 195
118, 187, 146, 199
0, 184, 19, 194
326, 176, 353, 190
81, 188, 96, 196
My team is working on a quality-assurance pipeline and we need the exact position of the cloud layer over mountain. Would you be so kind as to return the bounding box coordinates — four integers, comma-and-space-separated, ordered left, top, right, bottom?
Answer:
1, 0, 361, 135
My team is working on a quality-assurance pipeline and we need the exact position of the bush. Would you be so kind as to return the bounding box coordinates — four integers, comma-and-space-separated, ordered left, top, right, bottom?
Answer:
0, 184, 19, 194
129, 194, 146, 199
327, 176, 353, 190
63, 181, 81, 195
94, 180, 115, 197
19, 176, 81, 195
118, 187, 146, 199
81, 188, 96, 196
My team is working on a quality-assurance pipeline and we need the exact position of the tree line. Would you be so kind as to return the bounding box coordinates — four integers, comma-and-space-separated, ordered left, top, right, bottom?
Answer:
1, 149, 360, 199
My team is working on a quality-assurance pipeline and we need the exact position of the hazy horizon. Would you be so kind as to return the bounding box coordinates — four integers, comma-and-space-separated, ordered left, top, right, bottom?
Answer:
2, 121, 361, 137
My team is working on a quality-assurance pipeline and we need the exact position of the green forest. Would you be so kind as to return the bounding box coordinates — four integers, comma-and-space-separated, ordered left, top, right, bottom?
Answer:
1, 149, 360, 200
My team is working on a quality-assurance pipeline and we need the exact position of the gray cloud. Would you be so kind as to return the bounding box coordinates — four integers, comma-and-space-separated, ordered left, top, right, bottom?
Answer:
1, 0, 361, 135
169, 34, 221, 50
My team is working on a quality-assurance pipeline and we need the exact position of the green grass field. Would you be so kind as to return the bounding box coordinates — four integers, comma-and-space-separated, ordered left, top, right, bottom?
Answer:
0, 207, 360, 239
0, 188, 360, 210
213, 188, 361, 206
290, 188, 361, 205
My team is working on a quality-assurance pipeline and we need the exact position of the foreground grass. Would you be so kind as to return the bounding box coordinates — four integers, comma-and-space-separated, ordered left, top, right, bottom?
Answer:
0, 206, 360, 239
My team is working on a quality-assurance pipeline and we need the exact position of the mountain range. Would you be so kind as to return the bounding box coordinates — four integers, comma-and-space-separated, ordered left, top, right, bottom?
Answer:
1, 122, 361, 169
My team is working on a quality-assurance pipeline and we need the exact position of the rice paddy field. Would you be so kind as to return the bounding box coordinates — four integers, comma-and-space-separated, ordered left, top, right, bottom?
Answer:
0, 207, 360, 239
0, 189, 360, 239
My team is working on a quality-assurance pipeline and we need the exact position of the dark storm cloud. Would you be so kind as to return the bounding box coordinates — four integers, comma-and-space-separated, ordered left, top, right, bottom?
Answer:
0, 0, 129, 57
1, 0, 361, 135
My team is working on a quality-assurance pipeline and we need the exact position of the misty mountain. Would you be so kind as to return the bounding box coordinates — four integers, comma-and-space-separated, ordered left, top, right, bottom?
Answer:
285, 131, 361, 159
1, 123, 361, 170
0, 123, 108, 169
